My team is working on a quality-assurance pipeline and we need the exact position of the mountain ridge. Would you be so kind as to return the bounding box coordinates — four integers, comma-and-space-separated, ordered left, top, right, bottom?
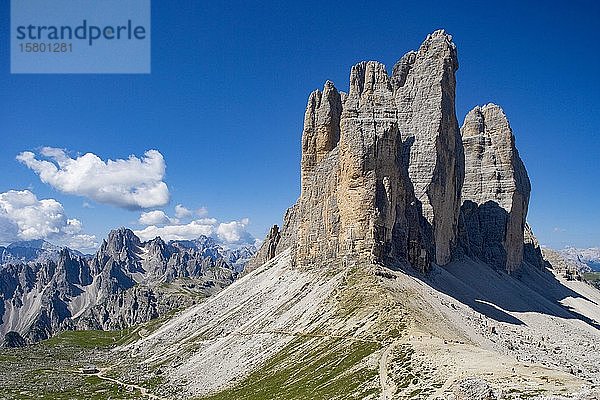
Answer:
0, 228, 255, 344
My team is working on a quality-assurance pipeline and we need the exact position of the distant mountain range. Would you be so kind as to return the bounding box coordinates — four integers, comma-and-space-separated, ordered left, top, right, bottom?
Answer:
0, 239, 85, 266
556, 247, 600, 272
0, 228, 256, 345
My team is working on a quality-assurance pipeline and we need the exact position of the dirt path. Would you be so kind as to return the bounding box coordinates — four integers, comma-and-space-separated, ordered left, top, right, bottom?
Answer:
74, 367, 166, 400
379, 341, 396, 400
259, 328, 382, 344
94, 370, 164, 399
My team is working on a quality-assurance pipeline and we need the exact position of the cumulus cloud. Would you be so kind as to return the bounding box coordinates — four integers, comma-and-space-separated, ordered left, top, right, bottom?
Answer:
134, 208, 255, 246
174, 204, 193, 219
66, 234, 99, 252
138, 210, 172, 226
0, 190, 76, 240
217, 218, 254, 244
0, 190, 97, 251
134, 218, 217, 242
17, 147, 170, 210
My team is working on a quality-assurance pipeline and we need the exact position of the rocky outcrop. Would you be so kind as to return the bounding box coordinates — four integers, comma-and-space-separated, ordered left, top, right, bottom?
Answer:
246, 225, 281, 270
2, 331, 26, 348
523, 223, 548, 270
460, 104, 531, 271
393, 31, 464, 266
296, 80, 343, 268
452, 378, 497, 400
255, 30, 463, 270
252, 30, 541, 274
336, 60, 409, 265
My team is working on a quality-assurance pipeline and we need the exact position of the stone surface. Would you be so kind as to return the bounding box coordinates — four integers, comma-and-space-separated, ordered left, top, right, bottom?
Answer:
460, 104, 531, 271
393, 30, 464, 266
2, 331, 26, 348
452, 377, 497, 400
523, 223, 548, 269
246, 224, 281, 270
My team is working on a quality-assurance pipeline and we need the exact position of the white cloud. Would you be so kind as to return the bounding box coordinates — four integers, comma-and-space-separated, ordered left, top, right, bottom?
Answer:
64, 218, 83, 235
134, 208, 255, 246
196, 206, 208, 217
0, 214, 20, 244
174, 204, 193, 219
66, 234, 98, 253
17, 147, 170, 210
0, 190, 97, 251
0, 190, 76, 240
134, 219, 217, 242
139, 210, 172, 226
217, 218, 254, 244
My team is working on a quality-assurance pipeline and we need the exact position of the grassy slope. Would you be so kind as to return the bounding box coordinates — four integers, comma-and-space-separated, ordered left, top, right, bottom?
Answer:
197, 264, 414, 400
0, 328, 141, 400
1, 264, 430, 400
0, 311, 176, 400
583, 272, 600, 289
200, 336, 381, 400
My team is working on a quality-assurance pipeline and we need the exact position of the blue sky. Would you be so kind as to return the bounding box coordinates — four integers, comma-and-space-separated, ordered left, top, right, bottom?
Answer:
0, 0, 598, 251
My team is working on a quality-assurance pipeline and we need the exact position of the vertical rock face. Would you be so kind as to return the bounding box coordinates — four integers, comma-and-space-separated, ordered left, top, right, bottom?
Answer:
393, 30, 464, 266
296, 82, 343, 267
460, 104, 531, 271
252, 30, 538, 274
258, 30, 462, 270
301, 81, 342, 178
247, 224, 281, 269
523, 223, 547, 269
337, 60, 401, 263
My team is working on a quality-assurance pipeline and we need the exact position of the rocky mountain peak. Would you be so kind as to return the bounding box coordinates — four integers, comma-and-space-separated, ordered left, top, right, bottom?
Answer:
105, 227, 142, 250
251, 30, 536, 274
301, 80, 342, 192
418, 29, 457, 65
7, 239, 60, 251
349, 61, 391, 96
146, 236, 168, 255
1, 229, 255, 344
460, 103, 531, 271
93, 227, 144, 274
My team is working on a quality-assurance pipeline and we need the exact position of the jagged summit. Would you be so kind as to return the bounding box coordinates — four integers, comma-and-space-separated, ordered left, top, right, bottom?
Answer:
1, 238, 82, 266
0, 228, 255, 344
460, 104, 531, 271
101, 227, 143, 255
250, 30, 541, 275
253, 29, 473, 271
6, 239, 60, 251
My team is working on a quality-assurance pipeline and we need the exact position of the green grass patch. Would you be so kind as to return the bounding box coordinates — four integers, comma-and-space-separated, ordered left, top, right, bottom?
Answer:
43, 328, 134, 349
583, 272, 600, 289
199, 336, 381, 400
42, 307, 181, 350
0, 353, 145, 400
